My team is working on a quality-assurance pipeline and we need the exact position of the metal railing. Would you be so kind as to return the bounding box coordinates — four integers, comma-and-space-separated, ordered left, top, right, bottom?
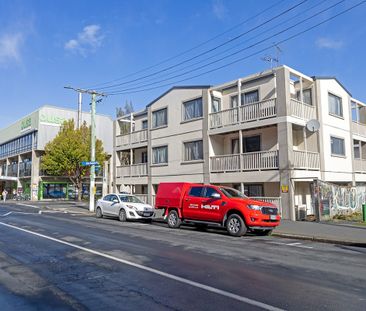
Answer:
290, 99, 316, 120
293, 150, 320, 169
210, 150, 279, 173
116, 129, 148, 147
209, 99, 276, 129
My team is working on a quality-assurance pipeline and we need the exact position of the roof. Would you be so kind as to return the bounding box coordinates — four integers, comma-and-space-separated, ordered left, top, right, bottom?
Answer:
146, 85, 211, 107
311, 76, 352, 96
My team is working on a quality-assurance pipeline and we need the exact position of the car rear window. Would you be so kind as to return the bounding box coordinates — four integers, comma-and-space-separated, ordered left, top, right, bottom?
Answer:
188, 186, 204, 197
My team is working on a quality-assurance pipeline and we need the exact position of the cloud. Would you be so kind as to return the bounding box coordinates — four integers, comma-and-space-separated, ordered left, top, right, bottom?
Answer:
0, 33, 24, 64
212, 0, 227, 20
65, 24, 104, 56
316, 37, 344, 50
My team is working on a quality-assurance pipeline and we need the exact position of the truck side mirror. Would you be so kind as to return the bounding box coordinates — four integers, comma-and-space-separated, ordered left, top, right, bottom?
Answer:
210, 193, 221, 199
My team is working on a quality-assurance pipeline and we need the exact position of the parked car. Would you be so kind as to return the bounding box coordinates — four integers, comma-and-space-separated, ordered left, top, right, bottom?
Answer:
96, 193, 154, 222
155, 183, 280, 236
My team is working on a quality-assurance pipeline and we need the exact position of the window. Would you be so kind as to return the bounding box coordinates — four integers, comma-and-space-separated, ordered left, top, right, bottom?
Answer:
328, 93, 343, 117
296, 89, 312, 105
351, 101, 361, 123
331, 136, 345, 156
184, 140, 203, 161
141, 151, 148, 163
231, 139, 239, 154
243, 135, 261, 153
230, 95, 238, 108
211, 97, 221, 113
152, 146, 168, 164
152, 108, 167, 128
242, 90, 259, 105
354, 140, 360, 159
204, 187, 220, 198
142, 120, 148, 129
183, 98, 203, 121
244, 184, 264, 197
188, 186, 204, 197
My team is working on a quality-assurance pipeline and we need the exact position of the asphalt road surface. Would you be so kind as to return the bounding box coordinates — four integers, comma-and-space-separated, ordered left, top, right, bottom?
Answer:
0, 202, 365, 311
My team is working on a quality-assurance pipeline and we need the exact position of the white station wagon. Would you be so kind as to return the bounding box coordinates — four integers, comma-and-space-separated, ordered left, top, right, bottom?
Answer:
96, 193, 154, 222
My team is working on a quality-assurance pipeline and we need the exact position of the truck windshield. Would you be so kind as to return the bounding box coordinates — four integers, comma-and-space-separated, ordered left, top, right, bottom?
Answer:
219, 187, 247, 199
119, 195, 144, 203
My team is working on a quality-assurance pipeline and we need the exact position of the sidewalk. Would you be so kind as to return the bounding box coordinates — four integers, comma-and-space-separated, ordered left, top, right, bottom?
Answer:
273, 220, 366, 247
16, 200, 92, 215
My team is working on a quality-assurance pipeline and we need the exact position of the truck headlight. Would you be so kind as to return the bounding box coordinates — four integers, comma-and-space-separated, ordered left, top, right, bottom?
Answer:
247, 204, 262, 211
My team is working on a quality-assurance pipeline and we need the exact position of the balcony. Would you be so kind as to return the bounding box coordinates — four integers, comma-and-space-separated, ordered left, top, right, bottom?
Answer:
210, 151, 278, 173
116, 129, 148, 148
117, 163, 148, 177
354, 159, 366, 173
209, 99, 277, 129
290, 99, 316, 120
293, 150, 320, 170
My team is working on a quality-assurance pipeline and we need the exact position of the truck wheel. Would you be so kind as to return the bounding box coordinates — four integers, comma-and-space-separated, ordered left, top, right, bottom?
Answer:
167, 210, 181, 229
96, 207, 103, 218
253, 229, 273, 236
119, 209, 127, 222
226, 214, 247, 237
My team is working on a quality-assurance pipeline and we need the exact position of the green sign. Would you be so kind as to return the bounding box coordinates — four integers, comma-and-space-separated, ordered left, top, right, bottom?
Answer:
21, 117, 31, 131
40, 114, 66, 125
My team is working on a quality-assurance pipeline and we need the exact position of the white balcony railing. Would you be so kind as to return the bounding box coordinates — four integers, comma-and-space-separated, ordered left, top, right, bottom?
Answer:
290, 99, 316, 120
116, 163, 148, 177
209, 99, 276, 129
210, 150, 278, 173
116, 129, 148, 147
293, 150, 320, 169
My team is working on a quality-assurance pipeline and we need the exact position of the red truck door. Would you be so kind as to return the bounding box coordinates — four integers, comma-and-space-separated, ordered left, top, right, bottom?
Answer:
182, 186, 205, 219
201, 186, 224, 221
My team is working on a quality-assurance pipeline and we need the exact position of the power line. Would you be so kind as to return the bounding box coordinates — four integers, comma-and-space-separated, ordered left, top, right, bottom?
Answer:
107, 0, 345, 94
108, 0, 365, 96
84, 0, 286, 89
96, 0, 309, 90
104, 0, 332, 93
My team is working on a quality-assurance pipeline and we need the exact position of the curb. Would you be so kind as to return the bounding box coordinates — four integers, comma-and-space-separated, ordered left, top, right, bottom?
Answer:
272, 232, 366, 247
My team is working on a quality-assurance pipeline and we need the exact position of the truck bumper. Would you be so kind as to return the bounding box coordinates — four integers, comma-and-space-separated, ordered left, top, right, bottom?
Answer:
245, 212, 281, 228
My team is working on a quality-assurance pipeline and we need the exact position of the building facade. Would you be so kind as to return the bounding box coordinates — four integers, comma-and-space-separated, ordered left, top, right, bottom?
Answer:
0, 105, 113, 200
114, 65, 366, 220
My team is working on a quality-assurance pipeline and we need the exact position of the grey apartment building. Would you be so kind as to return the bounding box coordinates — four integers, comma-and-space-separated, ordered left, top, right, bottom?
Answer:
114, 65, 366, 220
0, 105, 113, 200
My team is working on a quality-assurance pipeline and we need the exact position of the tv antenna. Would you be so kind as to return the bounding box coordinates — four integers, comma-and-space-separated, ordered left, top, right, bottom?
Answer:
261, 43, 282, 69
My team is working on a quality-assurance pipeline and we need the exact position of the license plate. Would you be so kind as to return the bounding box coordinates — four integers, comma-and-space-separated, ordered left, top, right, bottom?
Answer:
143, 212, 151, 217
270, 215, 277, 220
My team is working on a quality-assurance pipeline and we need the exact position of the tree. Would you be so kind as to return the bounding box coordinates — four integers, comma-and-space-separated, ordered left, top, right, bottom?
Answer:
41, 119, 107, 201
116, 100, 134, 118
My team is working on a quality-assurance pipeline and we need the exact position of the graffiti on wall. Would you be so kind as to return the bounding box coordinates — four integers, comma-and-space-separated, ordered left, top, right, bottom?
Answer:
314, 180, 366, 219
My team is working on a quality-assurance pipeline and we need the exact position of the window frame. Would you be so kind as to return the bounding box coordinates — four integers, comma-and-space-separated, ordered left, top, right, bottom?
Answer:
151, 107, 168, 129
328, 92, 343, 118
182, 97, 203, 122
152, 145, 168, 165
330, 135, 346, 157
183, 140, 204, 162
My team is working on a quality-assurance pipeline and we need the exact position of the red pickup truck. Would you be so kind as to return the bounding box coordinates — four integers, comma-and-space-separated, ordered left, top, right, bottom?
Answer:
155, 183, 280, 236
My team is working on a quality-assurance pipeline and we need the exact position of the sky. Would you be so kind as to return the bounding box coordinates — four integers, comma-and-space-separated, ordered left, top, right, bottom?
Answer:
0, 0, 366, 128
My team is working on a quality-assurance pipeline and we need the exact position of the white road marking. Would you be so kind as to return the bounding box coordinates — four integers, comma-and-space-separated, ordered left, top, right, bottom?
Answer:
268, 241, 313, 249
0, 211, 37, 217
0, 212, 12, 217
16, 203, 40, 209
0, 221, 284, 311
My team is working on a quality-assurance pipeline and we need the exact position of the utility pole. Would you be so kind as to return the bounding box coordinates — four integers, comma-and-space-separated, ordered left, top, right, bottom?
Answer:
64, 86, 106, 212
77, 92, 82, 128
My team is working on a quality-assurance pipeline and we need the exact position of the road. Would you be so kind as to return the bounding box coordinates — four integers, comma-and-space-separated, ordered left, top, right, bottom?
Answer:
0, 202, 365, 311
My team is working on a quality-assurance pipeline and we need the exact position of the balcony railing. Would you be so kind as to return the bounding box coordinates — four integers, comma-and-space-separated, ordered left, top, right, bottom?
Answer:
210, 150, 278, 173
293, 150, 320, 170
290, 99, 316, 120
354, 159, 366, 172
116, 129, 148, 147
117, 163, 148, 177
209, 99, 276, 129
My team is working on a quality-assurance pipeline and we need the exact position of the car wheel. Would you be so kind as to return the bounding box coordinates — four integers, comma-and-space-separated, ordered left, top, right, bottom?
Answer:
253, 229, 273, 236
167, 210, 181, 229
119, 209, 127, 222
96, 207, 103, 218
226, 214, 247, 237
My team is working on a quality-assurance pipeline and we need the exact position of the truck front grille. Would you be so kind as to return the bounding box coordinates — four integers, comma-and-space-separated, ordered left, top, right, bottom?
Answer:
261, 206, 278, 215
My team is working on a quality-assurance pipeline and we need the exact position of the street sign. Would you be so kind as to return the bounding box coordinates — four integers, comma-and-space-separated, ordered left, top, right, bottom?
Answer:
80, 161, 99, 166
